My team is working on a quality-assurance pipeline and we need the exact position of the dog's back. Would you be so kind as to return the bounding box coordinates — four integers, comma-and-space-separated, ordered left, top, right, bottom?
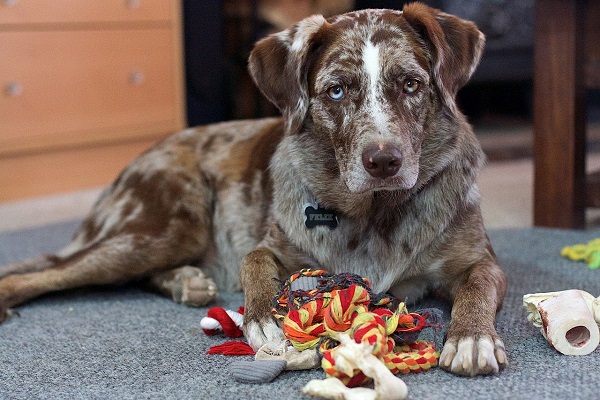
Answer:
0, 117, 284, 317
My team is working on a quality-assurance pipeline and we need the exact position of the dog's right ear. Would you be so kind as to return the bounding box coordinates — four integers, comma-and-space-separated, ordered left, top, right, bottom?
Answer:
248, 15, 328, 135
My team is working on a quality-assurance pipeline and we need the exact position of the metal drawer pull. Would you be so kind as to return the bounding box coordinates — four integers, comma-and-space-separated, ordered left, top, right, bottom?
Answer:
5, 82, 23, 97
126, 0, 140, 9
128, 71, 145, 86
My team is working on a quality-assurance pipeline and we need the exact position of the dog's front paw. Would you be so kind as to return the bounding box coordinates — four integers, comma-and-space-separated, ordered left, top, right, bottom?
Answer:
439, 335, 507, 376
244, 318, 285, 351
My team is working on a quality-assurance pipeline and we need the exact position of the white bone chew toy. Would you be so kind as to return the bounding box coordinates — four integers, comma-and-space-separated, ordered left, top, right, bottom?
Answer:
523, 289, 600, 355
302, 333, 408, 400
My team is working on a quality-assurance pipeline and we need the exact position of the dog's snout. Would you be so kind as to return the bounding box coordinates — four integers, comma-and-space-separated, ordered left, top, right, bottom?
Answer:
361, 144, 403, 179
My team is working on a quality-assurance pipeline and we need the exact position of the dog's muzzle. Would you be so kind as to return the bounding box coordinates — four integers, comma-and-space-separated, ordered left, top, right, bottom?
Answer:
361, 143, 403, 179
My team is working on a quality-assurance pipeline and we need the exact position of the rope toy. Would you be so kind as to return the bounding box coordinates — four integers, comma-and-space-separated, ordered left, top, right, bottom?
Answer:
201, 306, 244, 337
201, 306, 254, 356
272, 269, 442, 387
562, 239, 600, 269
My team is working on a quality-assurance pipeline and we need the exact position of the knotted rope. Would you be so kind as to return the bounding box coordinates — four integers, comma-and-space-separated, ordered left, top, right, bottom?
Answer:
273, 269, 442, 387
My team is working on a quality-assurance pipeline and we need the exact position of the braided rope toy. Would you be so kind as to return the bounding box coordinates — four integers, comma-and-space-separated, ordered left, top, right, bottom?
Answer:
201, 307, 244, 337
272, 269, 442, 387
201, 306, 255, 355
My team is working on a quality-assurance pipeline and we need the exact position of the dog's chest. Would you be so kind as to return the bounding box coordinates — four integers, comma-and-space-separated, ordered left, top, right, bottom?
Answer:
293, 211, 418, 293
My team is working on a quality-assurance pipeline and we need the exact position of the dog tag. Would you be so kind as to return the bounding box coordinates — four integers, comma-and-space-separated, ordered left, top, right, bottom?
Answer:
303, 203, 338, 229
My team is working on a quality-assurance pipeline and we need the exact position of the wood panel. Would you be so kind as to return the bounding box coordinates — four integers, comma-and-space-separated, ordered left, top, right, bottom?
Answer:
0, 137, 161, 202
533, 0, 586, 228
0, 28, 177, 155
0, 0, 185, 202
0, 0, 172, 25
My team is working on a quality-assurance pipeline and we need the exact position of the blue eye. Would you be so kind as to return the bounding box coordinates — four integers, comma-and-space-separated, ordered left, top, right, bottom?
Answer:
327, 85, 345, 101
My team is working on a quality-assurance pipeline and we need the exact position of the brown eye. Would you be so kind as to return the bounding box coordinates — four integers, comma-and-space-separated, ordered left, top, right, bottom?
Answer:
402, 78, 420, 94
327, 85, 345, 101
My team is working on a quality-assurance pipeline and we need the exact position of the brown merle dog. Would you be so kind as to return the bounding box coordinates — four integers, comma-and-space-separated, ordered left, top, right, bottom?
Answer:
0, 3, 506, 376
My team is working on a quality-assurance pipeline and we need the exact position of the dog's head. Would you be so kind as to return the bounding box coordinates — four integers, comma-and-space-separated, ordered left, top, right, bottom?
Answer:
249, 2, 484, 194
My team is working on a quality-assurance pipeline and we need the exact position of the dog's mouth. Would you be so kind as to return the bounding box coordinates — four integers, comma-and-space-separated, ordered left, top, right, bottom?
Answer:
345, 174, 418, 194
340, 142, 421, 194
340, 146, 420, 194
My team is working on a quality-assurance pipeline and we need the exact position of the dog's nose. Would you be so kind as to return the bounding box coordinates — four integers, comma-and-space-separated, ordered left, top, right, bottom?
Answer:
361, 144, 403, 178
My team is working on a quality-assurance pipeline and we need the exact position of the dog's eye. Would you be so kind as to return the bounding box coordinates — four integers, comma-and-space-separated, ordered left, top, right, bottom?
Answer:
402, 79, 420, 94
326, 85, 345, 101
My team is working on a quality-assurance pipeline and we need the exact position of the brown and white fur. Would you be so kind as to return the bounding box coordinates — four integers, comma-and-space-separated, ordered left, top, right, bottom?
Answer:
0, 3, 507, 377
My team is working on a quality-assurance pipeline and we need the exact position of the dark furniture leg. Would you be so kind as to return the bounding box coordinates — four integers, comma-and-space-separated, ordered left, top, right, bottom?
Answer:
533, 0, 586, 228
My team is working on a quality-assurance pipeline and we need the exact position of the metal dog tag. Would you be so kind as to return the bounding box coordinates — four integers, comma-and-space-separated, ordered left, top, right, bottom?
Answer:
303, 202, 339, 229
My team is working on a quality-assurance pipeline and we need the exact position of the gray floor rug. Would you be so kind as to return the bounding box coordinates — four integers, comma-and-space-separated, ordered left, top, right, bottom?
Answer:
1, 220, 599, 399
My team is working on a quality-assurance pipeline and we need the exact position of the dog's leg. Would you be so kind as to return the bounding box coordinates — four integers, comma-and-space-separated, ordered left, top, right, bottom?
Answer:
439, 261, 508, 376
144, 266, 217, 307
0, 233, 203, 323
0, 139, 220, 323
0, 235, 89, 279
240, 248, 285, 350
0, 256, 59, 279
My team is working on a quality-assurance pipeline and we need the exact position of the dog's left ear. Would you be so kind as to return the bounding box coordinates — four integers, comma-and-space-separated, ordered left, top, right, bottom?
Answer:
248, 15, 329, 135
402, 3, 485, 103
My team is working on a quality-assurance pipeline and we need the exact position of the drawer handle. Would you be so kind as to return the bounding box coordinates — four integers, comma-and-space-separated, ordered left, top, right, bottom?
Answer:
5, 82, 23, 97
128, 71, 145, 86
2, 0, 17, 6
126, 0, 140, 9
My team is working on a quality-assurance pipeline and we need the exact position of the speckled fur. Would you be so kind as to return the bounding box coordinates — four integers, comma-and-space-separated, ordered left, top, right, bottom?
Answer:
0, 3, 506, 377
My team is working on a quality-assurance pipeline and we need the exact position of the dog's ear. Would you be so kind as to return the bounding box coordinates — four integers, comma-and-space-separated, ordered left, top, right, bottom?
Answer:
402, 3, 485, 103
248, 15, 328, 134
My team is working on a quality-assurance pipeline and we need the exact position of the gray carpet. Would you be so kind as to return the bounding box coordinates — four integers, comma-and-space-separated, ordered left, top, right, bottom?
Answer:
1, 220, 599, 399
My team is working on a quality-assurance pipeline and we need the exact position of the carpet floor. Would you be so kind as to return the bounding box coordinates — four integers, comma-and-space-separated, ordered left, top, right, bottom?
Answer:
0, 220, 599, 399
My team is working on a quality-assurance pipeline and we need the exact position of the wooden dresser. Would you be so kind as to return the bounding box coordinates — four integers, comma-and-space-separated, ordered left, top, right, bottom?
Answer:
0, 0, 185, 202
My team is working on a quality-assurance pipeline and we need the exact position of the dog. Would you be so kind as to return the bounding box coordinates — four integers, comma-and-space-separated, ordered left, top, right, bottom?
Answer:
0, 3, 507, 377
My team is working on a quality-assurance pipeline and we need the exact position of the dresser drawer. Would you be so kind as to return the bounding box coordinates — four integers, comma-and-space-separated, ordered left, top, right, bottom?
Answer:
0, 0, 172, 25
0, 28, 179, 154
